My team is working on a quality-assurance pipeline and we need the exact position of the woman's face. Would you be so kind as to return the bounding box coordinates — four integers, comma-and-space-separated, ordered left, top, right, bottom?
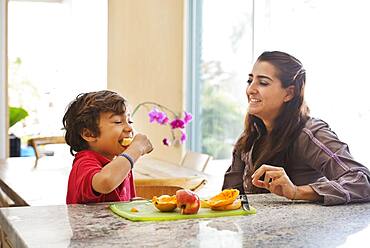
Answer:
247, 61, 293, 127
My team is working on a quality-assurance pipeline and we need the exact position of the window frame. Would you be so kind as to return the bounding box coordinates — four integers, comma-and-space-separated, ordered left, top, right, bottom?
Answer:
185, 0, 203, 152
0, 0, 8, 159
186, 0, 256, 154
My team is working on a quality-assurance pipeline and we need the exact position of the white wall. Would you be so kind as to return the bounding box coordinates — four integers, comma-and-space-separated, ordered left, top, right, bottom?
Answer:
108, 0, 186, 164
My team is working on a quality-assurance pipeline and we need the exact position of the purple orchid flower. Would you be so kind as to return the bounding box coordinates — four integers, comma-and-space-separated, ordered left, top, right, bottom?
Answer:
180, 131, 186, 143
162, 138, 170, 146
136, 102, 193, 146
160, 116, 169, 125
148, 108, 160, 122
183, 111, 192, 124
170, 118, 185, 129
148, 108, 168, 125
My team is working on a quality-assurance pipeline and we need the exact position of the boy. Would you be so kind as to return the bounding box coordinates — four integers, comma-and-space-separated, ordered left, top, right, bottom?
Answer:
63, 90, 153, 204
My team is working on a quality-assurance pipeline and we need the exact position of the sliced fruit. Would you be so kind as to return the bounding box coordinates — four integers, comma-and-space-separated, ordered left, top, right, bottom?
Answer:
211, 199, 241, 211
207, 189, 240, 207
200, 199, 211, 208
130, 207, 139, 212
152, 195, 177, 212
120, 137, 133, 146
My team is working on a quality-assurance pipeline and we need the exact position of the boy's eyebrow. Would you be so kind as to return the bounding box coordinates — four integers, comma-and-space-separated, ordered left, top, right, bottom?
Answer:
108, 113, 122, 118
108, 113, 128, 119
108, 113, 116, 119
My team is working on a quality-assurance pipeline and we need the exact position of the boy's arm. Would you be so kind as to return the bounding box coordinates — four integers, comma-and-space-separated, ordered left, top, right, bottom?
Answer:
92, 134, 152, 194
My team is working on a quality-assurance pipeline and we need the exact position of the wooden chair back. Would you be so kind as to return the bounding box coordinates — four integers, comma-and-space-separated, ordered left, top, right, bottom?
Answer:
180, 151, 213, 172
135, 185, 183, 199
134, 177, 207, 199
27, 136, 66, 160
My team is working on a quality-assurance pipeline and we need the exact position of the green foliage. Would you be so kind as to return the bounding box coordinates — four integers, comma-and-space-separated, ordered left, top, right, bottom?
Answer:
201, 83, 244, 159
9, 106, 28, 128
8, 57, 37, 134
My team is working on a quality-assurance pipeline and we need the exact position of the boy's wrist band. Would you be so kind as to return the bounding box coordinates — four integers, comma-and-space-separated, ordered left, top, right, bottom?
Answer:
120, 153, 134, 169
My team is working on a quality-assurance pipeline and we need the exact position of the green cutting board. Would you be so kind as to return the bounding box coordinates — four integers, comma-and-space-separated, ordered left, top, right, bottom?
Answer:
110, 200, 256, 221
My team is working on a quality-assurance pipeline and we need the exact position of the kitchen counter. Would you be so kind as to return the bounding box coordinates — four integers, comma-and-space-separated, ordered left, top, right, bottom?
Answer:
0, 156, 211, 207
1, 194, 370, 248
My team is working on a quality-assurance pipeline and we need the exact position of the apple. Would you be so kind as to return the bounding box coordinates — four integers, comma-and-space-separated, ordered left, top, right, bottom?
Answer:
176, 189, 200, 214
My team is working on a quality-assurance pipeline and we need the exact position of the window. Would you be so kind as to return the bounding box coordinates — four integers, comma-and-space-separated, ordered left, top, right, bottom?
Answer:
187, 0, 253, 159
189, 0, 370, 167
8, 0, 107, 141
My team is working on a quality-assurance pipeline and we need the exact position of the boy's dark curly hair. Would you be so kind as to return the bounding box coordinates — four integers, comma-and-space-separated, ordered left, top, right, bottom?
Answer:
62, 90, 127, 155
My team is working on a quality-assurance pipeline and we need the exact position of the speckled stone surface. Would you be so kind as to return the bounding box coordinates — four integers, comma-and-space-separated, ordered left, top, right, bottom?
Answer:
1, 194, 370, 248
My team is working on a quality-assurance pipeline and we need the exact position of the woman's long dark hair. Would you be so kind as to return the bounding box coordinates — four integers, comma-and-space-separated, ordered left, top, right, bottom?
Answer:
236, 51, 309, 172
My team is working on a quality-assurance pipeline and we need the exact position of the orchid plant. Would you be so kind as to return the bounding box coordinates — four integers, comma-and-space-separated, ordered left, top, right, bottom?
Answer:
131, 101, 192, 146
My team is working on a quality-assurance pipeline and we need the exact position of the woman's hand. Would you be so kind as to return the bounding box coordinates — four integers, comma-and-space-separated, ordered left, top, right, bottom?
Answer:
251, 164, 296, 200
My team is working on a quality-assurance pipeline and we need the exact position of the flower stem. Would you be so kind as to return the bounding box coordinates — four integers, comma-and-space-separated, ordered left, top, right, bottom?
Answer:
131, 101, 179, 118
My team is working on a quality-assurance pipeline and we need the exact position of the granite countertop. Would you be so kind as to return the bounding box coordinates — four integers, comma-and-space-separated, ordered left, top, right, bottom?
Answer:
1, 194, 370, 248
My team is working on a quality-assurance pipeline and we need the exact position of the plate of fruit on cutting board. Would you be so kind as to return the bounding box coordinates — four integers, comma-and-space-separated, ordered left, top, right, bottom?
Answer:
110, 189, 256, 221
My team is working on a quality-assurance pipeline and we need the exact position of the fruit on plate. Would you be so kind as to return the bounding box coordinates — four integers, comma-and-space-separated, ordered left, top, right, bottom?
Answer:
152, 195, 177, 212
200, 199, 211, 208
130, 207, 139, 212
176, 189, 200, 214
207, 189, 240, 208
120, 137, 133, 146
211, 198, 241, 211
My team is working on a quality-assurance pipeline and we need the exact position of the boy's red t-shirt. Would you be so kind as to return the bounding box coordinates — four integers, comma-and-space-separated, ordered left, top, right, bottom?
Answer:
66, 150, 136, 204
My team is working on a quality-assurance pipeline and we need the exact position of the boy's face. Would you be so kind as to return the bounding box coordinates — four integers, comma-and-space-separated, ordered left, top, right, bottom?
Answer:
86, 112, 133, 159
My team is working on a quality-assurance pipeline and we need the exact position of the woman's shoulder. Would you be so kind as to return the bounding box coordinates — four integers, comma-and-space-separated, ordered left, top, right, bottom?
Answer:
296, 117, 341, 149
303, 117, 330, 132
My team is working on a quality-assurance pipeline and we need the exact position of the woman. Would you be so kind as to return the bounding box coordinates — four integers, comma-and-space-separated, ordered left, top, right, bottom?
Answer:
223, 51, 370, 205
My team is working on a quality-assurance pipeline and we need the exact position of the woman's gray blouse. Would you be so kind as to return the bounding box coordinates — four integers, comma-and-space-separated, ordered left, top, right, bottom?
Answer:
222, 117, 370, 205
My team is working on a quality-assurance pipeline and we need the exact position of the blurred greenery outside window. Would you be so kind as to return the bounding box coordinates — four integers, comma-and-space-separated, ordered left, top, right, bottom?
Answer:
188, 0, 370, 168
187, 0, 253, 159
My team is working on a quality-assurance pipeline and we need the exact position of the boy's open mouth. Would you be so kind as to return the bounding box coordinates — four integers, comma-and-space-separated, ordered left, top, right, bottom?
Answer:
120, 137, 133, 147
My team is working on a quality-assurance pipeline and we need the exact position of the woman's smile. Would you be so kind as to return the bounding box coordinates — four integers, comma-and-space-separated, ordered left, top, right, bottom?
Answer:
248, 97, 262, 105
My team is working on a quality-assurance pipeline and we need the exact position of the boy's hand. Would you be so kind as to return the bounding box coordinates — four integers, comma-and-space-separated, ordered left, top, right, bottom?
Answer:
131, 134, 153, 155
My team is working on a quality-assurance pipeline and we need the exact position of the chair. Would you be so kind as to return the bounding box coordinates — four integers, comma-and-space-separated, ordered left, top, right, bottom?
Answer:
135, 185, 183, 199
134, 177, 207, 199
180, 151, 213, 172
27, 136, 66, 160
